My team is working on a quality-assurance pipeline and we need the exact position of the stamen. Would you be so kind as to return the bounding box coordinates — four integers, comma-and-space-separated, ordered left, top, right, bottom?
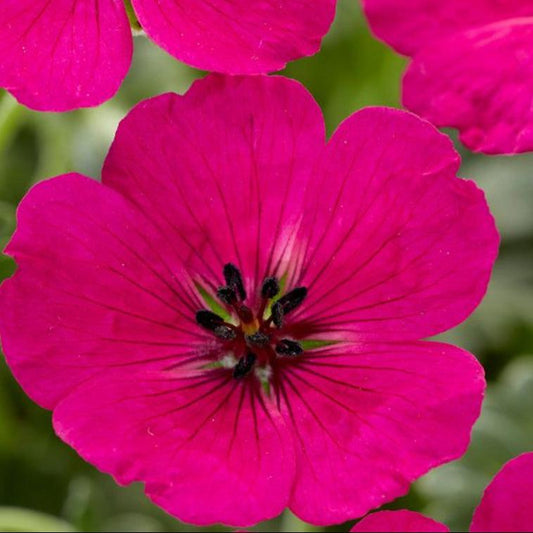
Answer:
217, 286, 237, 305
261, 276, 280, 299
271, 301, 284, 328
246, 331, 270, 346
196, 310, 236, 340
276, 339, 303, 356
276, 287, 307, 314
233, 352, 257, 379
223, 263, 246, 301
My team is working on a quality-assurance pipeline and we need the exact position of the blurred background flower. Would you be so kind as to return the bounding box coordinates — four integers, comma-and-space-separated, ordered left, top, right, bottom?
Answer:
0, 1, 532, 531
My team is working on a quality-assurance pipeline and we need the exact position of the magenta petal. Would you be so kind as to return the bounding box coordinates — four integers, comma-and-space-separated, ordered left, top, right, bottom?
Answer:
403, 18, 533, 154
0, 0, 132, 111
103, 74, 326, 294
362, 0, 532, 56
351, 510, 449, 532
130, 0, 336, 74
470, 452, 533, 532
293, 107, 499, 342
282, 341, 485, 524
0, 174, 205, 409
53, 370, 294, 527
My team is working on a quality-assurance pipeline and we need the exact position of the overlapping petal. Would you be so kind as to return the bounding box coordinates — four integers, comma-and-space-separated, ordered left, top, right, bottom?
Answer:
362, 0, 532, 56
103, 75, 326, 300
0, 0, 335, 110
404, 18, 533, 154
130, 0, 336, 74
470, 452, 533, 532
351, 510, 449, 532
0, 0, 132, 111
362, 0, 533, 155
291, 108, 498, 341
53, 369, 294, 527
0, 174, 207, 408
281, 341, 484, 524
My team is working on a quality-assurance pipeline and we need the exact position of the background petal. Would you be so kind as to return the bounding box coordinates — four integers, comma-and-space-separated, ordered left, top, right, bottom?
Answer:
0, 0, 132, 111
102, 74, 326, 300
0, 174, 208, 409
362, 0, 532, 56
351, 510, 449, 532
470, 452, 533, 532
291, 107, 498, 342
53, 370, 294, 527
281, 341, 484, 524
403, 18, 533, 155
130, 0, 336, 74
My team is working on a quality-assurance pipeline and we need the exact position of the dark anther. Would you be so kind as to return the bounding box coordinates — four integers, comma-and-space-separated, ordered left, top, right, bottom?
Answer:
196, 310, 224, 330
196, 310, 235, 340
276, 287, 308, 314
276, 339, 303, 357
217, 286, 237, 305
271, 301, 284, 328
213, 325, 237, 341
233, 352, 257, 379
246, 331, 270, 346
223, 263, 246, 301
270, 287, 307, 328
261, 276, 280, 299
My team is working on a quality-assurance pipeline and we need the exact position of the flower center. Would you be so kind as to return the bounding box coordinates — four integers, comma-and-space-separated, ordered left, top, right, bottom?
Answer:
195, 263, 308, 380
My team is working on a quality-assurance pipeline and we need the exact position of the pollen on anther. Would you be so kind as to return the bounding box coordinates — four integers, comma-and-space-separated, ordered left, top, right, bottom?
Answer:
276, 339, 303, 356
246, 331, 270, 346
261, 276, 280, 299
233, 352, 257, 379
217, 286, 237, 305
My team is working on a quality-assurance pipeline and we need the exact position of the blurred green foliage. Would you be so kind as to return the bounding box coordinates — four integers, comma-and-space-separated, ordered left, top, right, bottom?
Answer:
0, 1, 532, 531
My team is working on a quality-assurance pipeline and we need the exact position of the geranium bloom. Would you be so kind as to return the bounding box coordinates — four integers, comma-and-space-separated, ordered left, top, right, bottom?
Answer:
362, 0, 533, 155
351, 452, 533, 532
0, 75, 498, 527
0, 0, 335, 111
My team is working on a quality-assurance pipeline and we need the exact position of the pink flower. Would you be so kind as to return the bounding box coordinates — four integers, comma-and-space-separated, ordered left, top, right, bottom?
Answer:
351, 452, 533, 532
0, 75, 498, 527
362, 0, 533, 155
0, 0, 335, 111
